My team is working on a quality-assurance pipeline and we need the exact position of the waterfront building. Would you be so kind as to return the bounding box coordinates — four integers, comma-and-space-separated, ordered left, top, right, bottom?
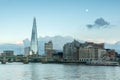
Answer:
63, 40, 80, 61
53, 52, 63, 60
97, 49, 107, 60
1, 50, 14, 57
79, 43, 107, 62
106, 49, 116, 60
79, 47, 96, 62
79, 42, 105, 62
30, 18, 38, 55
63, 40, 106, 62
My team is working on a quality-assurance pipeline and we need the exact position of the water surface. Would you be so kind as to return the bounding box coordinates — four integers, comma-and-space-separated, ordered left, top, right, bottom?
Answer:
0, 63, 120, 80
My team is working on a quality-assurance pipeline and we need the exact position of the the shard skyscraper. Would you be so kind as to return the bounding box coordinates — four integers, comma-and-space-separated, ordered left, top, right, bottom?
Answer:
30, 17, 38, 55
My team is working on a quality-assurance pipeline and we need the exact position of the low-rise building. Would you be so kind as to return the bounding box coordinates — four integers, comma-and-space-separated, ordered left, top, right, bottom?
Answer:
53, 52, 63, 61
106, 49, 116, 60
1, 50, 14, 57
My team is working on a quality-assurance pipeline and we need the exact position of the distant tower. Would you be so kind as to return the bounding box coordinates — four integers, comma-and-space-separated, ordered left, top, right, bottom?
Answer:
30, 17, 38, 55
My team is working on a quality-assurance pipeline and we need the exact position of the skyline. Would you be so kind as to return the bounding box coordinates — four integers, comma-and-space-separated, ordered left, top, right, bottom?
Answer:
0, 0, 120, 44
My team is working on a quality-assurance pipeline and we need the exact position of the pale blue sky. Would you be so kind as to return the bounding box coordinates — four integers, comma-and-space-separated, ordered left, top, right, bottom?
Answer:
0, 0, 120, 44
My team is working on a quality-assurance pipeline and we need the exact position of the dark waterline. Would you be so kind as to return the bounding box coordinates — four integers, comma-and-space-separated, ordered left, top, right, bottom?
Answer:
0, 62, 120, 80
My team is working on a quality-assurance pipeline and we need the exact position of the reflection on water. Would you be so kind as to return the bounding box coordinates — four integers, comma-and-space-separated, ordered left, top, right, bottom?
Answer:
0, 63, 120, 80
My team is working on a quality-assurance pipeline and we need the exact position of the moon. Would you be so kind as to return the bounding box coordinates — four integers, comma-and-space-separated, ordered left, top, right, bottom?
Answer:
85, 9, 89, 12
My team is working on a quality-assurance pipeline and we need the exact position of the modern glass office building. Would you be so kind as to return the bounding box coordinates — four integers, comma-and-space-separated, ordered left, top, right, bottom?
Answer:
30, 18, 38, 55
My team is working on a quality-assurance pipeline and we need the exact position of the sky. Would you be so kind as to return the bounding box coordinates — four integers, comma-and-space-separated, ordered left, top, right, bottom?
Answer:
0, 0, 120, 44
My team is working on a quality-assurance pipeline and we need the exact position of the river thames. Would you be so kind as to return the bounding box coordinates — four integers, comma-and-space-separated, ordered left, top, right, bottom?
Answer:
0, 63, 120, 80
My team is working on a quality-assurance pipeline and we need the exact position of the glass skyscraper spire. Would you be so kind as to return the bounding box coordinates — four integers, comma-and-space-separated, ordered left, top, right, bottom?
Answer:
30, 17, 38, 55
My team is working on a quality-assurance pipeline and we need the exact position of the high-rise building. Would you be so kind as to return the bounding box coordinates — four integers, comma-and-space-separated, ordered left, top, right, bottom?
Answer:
45, 41, 54, 58
45, 41, 53, 54
24, 47, 30, 57
30, 18, 38, 55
